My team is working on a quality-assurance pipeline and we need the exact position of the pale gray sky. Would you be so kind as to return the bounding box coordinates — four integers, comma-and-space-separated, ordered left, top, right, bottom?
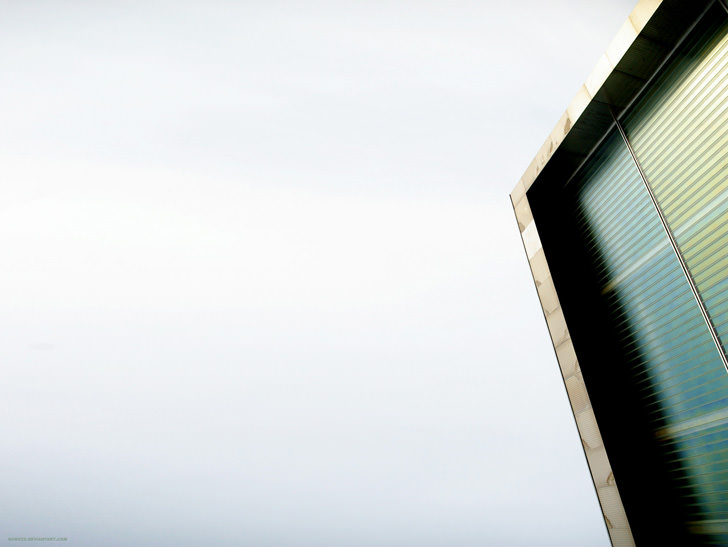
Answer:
1, 1, 634, 545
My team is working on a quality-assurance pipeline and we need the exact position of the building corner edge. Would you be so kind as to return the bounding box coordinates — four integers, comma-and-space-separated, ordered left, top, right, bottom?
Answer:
510, 190, 635, 547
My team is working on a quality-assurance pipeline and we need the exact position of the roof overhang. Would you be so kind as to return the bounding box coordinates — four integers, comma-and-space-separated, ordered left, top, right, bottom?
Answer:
510, 0, 717, 206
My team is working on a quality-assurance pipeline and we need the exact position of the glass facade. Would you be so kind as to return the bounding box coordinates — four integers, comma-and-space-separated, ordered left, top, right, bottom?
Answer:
573, 127, 728, 542
623, 15, 728, 359
568, 11, 728, 545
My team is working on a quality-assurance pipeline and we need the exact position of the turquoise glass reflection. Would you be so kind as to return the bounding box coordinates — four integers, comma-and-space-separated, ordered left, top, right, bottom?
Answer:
574, 129, 728, 541
624, 15, 728, 359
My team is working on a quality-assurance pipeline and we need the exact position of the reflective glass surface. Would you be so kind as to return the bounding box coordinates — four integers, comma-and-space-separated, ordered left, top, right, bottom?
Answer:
573, 128, 728, 542
619, 13, 728, 540
624, 15, 728, 359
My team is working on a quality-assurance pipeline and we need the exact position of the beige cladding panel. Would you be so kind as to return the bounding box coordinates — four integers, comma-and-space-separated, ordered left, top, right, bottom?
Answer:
510, 180, 526, 211
597, 485, 631, 530
628, 0, 662, 32
555, 340, 578, 378
565, 373, 590, 414
512, 193, 634, 545
587, 446, 617, 489
528, 248, 550, 288
610, 529, 638, 547
521, 220, 542, 260
566, 85, 592, 126
575, 409, 604, 451
585, 53, 614, 98
606, 18, 640, 66
536, 274, 560, 316
513, 193, 534, 232
519, 112, 573, 193
545, 306, 569, 347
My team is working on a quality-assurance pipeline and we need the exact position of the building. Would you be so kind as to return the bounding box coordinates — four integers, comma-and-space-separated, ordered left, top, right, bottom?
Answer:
511, 1, 728, 545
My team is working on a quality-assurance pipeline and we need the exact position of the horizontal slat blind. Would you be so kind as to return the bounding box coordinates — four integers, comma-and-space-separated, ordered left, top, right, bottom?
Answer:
624, 16, 728, 359
620, 15, 728, 540
573, 129, 728, 542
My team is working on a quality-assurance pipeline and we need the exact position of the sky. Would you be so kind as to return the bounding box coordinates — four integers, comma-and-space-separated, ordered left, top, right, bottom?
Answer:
1, 1, 636, 545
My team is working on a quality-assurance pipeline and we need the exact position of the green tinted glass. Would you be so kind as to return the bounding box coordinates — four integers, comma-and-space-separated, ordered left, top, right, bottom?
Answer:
574, 128, 728, 541
624, 16, 728, 359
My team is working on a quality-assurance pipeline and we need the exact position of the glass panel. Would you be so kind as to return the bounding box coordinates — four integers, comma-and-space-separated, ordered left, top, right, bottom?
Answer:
574, 128, 728, 542
623, 15, 728, 360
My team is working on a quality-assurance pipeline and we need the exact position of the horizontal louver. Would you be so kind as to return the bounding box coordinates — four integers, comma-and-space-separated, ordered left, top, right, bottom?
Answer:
624, 16, 728, 359
619, 15, 728, 539
574, 128, 728, 541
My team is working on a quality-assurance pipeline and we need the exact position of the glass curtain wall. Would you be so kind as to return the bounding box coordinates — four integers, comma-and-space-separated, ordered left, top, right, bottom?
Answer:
619, 9, 728, 541
622, 14, 728, 359
571, 9, 728, 542
574, 129, 728, 543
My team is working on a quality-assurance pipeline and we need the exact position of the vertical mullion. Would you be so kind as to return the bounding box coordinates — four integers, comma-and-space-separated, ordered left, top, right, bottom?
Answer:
614, 118, 728, 375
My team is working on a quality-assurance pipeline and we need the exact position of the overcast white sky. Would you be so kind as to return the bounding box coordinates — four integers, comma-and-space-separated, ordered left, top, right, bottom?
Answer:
1, 1, 636, 545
